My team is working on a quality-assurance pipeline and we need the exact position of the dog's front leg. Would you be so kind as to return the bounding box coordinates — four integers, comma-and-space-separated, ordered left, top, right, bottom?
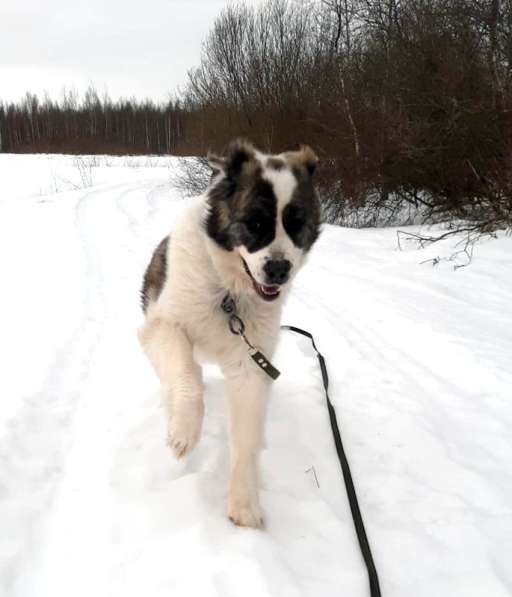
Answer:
139, 317, 204, 458
224, 363, 270, 528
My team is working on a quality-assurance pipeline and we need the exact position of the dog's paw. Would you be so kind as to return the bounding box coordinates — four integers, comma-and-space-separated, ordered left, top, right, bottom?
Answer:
167, 401, 203, 459
227, 494, 264, 529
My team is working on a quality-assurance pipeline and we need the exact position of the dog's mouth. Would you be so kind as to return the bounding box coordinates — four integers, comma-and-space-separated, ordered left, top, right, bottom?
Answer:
242, 259, 281, 302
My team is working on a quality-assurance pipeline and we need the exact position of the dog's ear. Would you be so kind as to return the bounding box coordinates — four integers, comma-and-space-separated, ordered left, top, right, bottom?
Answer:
284, 145, 319, 176
297, 145, 319, 176
224, 139, 257, 180
207, 152, 226, 175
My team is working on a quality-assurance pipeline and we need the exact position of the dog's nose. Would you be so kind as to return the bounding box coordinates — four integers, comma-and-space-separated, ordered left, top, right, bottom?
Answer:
263, 259, 291, 285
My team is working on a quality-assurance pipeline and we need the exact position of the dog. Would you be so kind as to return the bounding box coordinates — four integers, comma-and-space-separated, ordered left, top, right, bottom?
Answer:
138, 139, 321, 527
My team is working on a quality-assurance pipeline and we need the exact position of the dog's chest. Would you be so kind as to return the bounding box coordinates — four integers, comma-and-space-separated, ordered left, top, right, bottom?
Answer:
188, 294, 280, 367
189, 303, 239, 364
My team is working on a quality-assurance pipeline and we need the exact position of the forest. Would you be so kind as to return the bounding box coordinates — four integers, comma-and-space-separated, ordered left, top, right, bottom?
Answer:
1, 0, 511, 232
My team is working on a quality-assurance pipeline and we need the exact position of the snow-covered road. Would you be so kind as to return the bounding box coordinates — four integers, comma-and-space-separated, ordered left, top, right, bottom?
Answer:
1, 155, 511, 597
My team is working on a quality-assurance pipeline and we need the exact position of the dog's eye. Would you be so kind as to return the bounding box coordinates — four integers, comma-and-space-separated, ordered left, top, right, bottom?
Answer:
245, 216, 264, 234
285, 213, 305, 234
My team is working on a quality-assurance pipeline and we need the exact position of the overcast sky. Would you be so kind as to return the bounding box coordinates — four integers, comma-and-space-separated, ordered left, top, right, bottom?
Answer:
0, 0, 261, 104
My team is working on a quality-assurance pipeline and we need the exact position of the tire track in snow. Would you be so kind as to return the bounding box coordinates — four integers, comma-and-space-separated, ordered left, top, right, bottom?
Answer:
22, 179, 171, 597
0, 184, 107, 595
114, 180, 154, 238
0, 181, 160, 596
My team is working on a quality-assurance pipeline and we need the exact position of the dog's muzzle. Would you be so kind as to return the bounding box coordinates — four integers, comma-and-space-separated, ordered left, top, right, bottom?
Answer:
242, 259, 282, 302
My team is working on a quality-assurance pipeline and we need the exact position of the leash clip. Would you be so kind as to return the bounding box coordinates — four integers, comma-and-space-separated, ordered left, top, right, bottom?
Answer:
228, 314, 245, 336
249, 350, 281, 380
221, 293, 281, 380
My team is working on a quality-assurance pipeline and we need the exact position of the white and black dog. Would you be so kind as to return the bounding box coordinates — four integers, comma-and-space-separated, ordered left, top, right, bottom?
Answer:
138, 139, 321, 527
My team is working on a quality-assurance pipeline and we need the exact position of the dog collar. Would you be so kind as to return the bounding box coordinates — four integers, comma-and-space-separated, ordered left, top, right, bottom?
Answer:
221, 293, 280, 380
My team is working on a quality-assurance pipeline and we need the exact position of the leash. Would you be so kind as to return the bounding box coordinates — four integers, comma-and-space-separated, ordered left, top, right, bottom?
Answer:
221, 293, 381, 596
282, 325, 382, 597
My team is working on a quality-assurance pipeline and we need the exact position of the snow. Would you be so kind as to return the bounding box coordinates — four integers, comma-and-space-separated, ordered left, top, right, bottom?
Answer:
0, 153, 511, 597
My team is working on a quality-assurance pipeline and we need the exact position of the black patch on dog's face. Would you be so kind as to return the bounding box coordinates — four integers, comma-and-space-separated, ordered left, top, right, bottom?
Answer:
206, 177, 277, 252
206, 202, 235, 251
206, 163, 277, 253
205, 139, 320, 254
237, 179, 277, 253
282, 168, 320, 250
206, 176, 237, 250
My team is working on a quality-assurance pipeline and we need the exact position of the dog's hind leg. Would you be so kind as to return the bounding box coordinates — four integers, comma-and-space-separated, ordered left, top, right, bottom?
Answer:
223, 363, 270, 528
138, 317, 204, 458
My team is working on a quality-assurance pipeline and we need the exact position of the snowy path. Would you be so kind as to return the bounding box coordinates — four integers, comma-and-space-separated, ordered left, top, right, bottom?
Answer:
0, 155, 511, 597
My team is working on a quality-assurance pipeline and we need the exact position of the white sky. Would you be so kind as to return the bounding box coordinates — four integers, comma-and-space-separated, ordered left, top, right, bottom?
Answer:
0, 0, 262, 104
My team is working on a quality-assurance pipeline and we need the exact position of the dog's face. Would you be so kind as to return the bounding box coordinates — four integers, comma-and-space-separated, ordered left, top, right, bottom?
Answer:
205, 140, 321, 302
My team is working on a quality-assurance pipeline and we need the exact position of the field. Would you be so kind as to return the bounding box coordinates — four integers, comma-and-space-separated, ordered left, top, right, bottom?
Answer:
0, 154, 511, 597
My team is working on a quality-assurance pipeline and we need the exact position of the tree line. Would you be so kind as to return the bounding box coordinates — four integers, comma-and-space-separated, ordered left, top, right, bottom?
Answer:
0, 88, 184, 155
1, 0, 511, 233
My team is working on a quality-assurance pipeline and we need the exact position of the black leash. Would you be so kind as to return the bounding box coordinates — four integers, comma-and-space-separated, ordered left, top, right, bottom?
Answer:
221, 294, 381, 596
281, 325, 382, 597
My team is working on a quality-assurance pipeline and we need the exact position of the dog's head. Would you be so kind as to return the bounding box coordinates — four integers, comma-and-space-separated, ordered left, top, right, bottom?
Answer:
205, 139, 321, 302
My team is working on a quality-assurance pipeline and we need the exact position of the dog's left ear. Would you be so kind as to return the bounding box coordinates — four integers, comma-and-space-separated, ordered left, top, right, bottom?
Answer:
284, 145, 319, 176
297, 145, 319, 176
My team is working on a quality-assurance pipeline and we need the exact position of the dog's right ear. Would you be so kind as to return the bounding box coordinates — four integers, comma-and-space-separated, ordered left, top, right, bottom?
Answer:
207, 152, 226, 175
224, 139, 256, 180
